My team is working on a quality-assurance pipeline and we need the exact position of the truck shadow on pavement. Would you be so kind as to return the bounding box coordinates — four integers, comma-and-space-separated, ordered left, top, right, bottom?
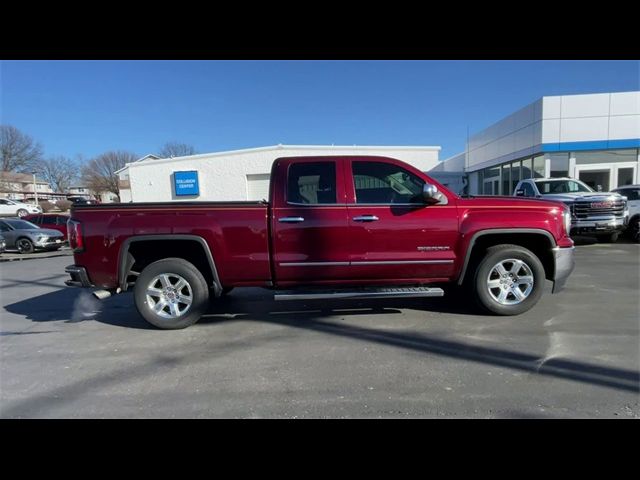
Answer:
5, 287, 639, 395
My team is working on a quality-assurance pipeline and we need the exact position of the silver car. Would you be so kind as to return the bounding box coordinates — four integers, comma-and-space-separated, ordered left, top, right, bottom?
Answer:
0, 218, 64, 254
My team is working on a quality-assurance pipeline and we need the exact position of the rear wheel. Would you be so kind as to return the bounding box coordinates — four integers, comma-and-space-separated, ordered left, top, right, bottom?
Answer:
473, 244, 545, 316
17, 238, 34, 254
134, 258, 209, 329
17, 209, 28, 217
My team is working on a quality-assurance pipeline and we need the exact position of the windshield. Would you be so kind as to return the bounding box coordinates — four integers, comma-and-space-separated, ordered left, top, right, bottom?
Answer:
535, 179, 594, 194
5, 219, 39, 230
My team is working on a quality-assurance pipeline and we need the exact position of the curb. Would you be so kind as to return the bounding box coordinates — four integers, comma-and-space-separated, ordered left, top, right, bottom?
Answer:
0, 252, 74, 263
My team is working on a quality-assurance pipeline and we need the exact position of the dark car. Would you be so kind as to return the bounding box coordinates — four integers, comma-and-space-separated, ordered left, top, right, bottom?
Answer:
0, 233, 5, 254
0, 218, 64, 254
68, 196, 100, 205
23, 213, 70, 240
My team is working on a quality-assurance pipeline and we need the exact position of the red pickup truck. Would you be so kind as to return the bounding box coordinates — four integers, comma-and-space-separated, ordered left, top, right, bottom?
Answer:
65, 155, 575, 329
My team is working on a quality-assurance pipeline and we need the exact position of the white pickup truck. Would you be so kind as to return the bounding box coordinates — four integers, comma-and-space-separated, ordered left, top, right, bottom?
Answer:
612, 184, 640, 242
514, 177, 628, 242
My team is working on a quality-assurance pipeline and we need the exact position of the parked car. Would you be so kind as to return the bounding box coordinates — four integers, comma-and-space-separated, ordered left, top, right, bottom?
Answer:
612, 184, 640, 243
0, 218, 65, 253
23, 213, 70, 240
68, 196, 100, 205
0, 233, 5, 254
65, 155, 575, 330
514, 177, 628, 242
0, 198, 43, 217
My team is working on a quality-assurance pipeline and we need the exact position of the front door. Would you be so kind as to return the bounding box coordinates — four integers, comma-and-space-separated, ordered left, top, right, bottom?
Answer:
346, 159, 459, 281
271, 159, 351, 285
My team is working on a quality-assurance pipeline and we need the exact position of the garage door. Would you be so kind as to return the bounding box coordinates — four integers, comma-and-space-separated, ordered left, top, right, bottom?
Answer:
246, 174, 271, 201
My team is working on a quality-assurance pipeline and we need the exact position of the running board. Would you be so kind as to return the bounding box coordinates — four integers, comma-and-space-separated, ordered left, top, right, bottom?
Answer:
274, 286, 444, 301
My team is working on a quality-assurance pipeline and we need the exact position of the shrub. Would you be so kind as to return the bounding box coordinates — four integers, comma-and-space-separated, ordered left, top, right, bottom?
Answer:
56, 200, 72, 212
39, 200, 55, 212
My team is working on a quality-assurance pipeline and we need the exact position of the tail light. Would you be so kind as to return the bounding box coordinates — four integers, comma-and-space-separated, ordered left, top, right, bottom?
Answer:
67, 219, 84, 252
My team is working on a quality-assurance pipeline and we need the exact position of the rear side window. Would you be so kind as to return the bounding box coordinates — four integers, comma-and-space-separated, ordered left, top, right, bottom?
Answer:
621, 189, 639, 201
287, 162, 337, 204
57, 216, 69, 225
31, 215, 43, 224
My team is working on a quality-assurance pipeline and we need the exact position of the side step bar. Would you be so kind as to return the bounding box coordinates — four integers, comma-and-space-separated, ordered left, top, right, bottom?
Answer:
275, 286, 444, 301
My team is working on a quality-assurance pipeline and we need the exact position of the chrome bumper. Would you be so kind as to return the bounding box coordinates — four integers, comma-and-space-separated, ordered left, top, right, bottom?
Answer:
571, 217, 626, 233
551, 246, 575, 293
65, 265, 93, 287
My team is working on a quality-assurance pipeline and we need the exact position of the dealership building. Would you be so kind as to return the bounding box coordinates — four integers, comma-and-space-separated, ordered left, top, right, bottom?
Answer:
116, 145, 441, 202
432, 91, 640, 195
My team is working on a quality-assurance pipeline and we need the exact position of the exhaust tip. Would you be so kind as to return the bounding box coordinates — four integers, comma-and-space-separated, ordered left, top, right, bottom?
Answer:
92, 290, 112, 300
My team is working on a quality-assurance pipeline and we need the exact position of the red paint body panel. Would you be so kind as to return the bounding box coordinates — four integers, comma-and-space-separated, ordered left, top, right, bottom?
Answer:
70, 156, 572, 291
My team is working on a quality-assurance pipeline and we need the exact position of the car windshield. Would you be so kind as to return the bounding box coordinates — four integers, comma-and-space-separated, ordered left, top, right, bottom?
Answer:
535, 179, 594, 194
5, 219, 39, 230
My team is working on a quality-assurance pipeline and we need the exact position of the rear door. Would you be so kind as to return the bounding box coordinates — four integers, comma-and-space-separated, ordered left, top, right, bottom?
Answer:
345, 159, 459, 281
271, 158, 351, 284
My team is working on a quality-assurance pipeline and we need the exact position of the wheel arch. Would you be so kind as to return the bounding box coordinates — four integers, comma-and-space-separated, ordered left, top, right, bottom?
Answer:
118, 235, 222, 296
457, 228, 557, 286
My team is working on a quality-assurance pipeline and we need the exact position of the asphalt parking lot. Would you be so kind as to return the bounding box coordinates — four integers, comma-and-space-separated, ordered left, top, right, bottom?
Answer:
1, 239, 639, 418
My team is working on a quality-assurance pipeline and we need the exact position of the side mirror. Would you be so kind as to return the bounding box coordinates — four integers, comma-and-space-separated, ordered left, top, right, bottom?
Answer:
422, 183, 440, 204
515, 189, 525, 197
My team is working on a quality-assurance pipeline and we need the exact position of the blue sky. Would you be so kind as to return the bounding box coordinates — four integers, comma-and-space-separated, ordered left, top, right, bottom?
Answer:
1, 60, 638, 161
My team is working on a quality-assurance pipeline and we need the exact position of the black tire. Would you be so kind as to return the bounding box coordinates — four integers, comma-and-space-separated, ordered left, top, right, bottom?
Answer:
16, 237, 34, 254
221, 287, 234, 295
134, 258, 210, 329
628, 217, 640, 243
598, 232, 619, 243
473, 244, 545, 316
17, 208, 28, 217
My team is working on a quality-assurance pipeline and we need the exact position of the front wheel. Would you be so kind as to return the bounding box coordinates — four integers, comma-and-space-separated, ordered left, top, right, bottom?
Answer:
473, 244, 545, 316
134, 258, 210, 329
17, 238, 34, 254
17, 208, 28, 217
598, 232, 619, 243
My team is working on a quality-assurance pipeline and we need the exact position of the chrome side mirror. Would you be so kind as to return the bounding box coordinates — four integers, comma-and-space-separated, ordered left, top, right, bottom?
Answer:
515, 189, 525, 197
422, 183, 439, 204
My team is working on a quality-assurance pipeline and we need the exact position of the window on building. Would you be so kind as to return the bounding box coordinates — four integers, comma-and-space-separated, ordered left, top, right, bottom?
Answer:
533, 155, 545, 178
618, 168, 634, 187
574, 149, 637, 165
352, 161, 424, 204
501, 164, 511, 195
549, 153, 569, 178
287, 162, 337, 204
522, 158, 533, 179
511, 160, 521, 194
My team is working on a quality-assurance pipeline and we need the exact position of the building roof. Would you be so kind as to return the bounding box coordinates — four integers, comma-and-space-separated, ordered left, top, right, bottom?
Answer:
0, 171, 50, 184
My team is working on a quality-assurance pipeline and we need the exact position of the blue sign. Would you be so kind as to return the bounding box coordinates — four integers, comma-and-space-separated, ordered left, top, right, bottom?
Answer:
174, 171, 199, 196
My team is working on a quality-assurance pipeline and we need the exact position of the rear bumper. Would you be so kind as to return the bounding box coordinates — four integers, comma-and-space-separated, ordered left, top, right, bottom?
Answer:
65, 265, 93, 287
551, 246, 575, 293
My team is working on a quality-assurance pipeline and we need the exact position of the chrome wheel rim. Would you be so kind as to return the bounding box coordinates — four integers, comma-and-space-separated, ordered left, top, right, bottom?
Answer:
17, 210, 27, 217
487, 259, 534, 305
145, 273, 193, 319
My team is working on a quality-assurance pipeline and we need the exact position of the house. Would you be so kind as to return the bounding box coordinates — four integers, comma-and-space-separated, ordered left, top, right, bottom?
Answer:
0, 171, 54, 201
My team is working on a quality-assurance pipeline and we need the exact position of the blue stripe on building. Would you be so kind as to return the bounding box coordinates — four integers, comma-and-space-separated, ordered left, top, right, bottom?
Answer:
542, 139, 640, 152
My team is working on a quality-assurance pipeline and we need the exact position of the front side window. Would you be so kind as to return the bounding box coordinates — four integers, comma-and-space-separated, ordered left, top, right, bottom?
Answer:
521, 182, 536, 197
352, 162, 424, 204
287, 162, 337, 204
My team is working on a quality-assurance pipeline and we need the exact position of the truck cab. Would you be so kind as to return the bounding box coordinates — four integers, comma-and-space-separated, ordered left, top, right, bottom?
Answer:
514, 177, 628, 242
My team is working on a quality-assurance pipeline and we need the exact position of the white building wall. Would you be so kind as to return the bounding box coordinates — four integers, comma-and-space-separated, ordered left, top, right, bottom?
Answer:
126, 145, 440, 202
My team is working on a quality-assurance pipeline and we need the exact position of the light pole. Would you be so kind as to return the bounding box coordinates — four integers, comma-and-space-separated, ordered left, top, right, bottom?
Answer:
31, 171, 39, 206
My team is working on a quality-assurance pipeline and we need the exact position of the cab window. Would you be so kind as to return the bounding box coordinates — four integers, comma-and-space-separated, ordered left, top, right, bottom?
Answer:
287, 162, 337, 205
352, 161, 424, 204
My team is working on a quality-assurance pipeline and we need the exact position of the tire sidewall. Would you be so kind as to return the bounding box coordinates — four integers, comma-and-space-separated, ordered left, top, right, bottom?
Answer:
134, 258, 209, 329
17, 238, 34, 254
474, 247, 545, 315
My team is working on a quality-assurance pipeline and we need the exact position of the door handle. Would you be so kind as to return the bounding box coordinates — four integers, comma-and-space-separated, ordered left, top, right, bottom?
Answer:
353, 215, 379, 222
278, 216, 305, 223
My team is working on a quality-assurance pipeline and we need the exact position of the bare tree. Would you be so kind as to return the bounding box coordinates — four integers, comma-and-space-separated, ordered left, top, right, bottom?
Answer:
33, 156, 78, 193
81, 151, 137, 196
158, 142, 197, 158
0, 125, 44, 172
